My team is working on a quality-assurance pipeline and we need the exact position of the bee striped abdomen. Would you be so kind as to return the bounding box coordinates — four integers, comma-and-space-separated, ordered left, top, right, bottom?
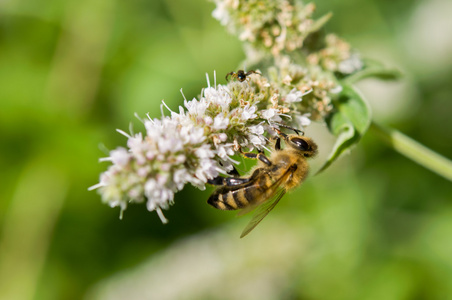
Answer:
208, 189, 249, 210
207, 173, 273, 211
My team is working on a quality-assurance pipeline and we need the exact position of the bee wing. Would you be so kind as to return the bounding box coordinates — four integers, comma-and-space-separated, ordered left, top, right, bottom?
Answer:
239, 164, 297, 238
240, 188, 286, 238
235, 185, 269, 217
235, 167, 287, 217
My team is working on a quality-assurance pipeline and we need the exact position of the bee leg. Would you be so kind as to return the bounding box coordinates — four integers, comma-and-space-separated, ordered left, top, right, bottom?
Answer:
207, 176, 226, 186
207, 176, 249, 186
225, 177, 250, 186
208, 163, 245, 186
275, 137, 282, 151
273, 127, 288, 139
242, 151, 272, 166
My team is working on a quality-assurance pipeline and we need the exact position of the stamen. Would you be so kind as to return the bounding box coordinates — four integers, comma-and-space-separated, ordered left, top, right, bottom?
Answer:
134, 112, 144, 124
161, 100, 174, 113
156, 207, 168, 224
160, 103, 165, 117
206, 72, 211, 88
262, 145, 271, 152
180, 88, 187, 101
116, 129, 131, 139
301, 88, 313, 96
119, 202, 126, 220
88, 183, 104, 191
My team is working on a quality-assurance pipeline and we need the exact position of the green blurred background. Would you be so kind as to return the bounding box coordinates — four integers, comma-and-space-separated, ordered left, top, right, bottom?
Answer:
1, 0, 451, 299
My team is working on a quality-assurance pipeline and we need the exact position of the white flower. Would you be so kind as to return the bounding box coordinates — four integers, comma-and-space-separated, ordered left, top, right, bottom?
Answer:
195, 159, 216, 183
216, 144, 234, 159
285, 88, 304, 103
241, 105, 257, 120
219, 133, 228, 142
239, 28, 255, 42
137, 166, 151, 178
282, 75, 293, 85
248, 134, 266, 148
181, 125, 205, 145
184, 98, 209, 117
203, 86, 232, 110
127, 133, 148, 165
249, 124, 265, 135
211, 1, 230, 26
330, 84, 343, 94
204, 116, 213, 125
109, 148, 130, 167
295, 114, 312, 127
338, 53, 363, 74
261, 108, 276, 119
173, 168, 190, 190
195, 144, 214, 159
213, 114, 230, 130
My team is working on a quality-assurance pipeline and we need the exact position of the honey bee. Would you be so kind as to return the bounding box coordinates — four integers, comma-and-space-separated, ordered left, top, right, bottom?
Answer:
225, 69, 261, 82
207, 127, 318, 238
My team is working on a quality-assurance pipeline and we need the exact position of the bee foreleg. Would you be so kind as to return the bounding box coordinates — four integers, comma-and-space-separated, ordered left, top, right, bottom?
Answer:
225, 177, 250, 186
275, 138, 281, 151
207, 176, 249, 186
207, 176, 226, 186
273, 127, 288, 139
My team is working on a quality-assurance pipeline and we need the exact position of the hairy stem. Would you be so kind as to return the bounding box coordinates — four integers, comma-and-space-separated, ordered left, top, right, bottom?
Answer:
370, 121, 452, 181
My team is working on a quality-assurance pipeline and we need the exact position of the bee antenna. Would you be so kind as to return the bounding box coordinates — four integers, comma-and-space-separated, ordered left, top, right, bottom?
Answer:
273, 122, 303, 135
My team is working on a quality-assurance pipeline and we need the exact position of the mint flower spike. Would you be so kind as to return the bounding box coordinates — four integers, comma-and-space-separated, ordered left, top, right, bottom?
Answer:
211, 0, 334, 57
90, 70, 316, 222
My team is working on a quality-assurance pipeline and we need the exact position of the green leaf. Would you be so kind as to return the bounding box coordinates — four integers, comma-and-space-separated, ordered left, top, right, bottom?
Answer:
309, 12, 333, 34
317, 85, 371, 174
343, 59, 403, 84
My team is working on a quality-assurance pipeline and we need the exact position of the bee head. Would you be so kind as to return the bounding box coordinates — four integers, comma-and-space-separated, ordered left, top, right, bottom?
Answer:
287, 135, 318, 158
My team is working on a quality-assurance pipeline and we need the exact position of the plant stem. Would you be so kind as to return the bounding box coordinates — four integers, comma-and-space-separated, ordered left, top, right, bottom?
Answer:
370, 121, 452, 182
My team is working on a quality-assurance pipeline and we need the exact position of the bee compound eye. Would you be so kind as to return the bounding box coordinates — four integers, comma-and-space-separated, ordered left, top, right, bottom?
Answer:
291, 137, 309, 151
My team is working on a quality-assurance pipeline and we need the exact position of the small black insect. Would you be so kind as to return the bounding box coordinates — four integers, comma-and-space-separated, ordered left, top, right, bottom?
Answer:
225, 70, 261, 82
